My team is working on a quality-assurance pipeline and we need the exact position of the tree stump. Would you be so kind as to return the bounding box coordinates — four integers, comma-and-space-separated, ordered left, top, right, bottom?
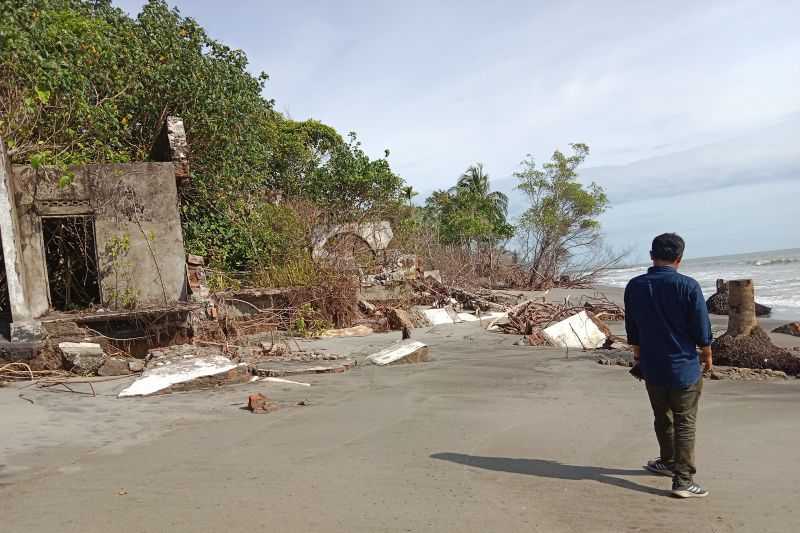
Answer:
726, 279, 756, 337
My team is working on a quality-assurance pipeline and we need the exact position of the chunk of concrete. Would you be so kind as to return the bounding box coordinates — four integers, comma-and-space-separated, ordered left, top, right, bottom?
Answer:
387, 308, 415, 330
118, 354, 246, 397
542, 311, 607, 350
128, 359, 145, 372
59, 342, 105, 374
248, 393, 277, 413
423, 308, 463, 326
97, 357, 132, 376
318, 325, 374, 338
366, 341, 430, 365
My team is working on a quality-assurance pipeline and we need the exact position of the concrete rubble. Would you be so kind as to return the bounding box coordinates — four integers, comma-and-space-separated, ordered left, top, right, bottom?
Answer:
119, 345, 249, 397
542, 311, 607, 350
366, 341, 430, 365
59, 342, 105, 374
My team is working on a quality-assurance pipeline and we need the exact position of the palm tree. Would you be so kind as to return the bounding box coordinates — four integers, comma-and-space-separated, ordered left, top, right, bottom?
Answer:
454, 163, 509, 218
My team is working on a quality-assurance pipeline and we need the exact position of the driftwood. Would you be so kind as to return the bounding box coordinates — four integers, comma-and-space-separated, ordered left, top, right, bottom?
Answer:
413, 277, 506, 312
499, 296, 625, 336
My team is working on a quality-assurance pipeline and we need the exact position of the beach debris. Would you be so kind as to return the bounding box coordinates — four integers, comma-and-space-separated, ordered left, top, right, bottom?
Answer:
119, 349, 249, 397
318, 325, 373, 338
423, 307, 462, 326
358, 299, 377, 315
260, 376, 311, 387
542, 311, 607, 350
387, 308, 416, 331
252, 358, 355, 377
706, 278, 771, 317
247, 393, 277, 413
711, 279, 799, 375
59, 342, 105, 374
497, 297, 623, 337
402, 325, 412, 340
366, 341, 430, 365
708, 367, 789, 381
773, 322, 800, 337
128, 359, 145, 372
712, 327, 800, 375
97, 357, 132, 376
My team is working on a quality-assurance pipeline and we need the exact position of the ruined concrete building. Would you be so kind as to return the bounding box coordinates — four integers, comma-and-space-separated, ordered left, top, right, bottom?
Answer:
0, 118, 190, 342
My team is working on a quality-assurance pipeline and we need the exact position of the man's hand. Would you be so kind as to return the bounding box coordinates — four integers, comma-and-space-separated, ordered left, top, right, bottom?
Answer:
632, 345, 641, 362
699, 346, 713, 373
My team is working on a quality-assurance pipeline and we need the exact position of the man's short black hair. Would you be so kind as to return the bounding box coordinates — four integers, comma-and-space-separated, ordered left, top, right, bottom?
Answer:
651, 233, 685, 262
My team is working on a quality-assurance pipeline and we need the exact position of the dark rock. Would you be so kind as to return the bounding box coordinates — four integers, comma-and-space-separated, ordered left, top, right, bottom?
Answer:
773, 322, 800, 337
706, 291, 771, 316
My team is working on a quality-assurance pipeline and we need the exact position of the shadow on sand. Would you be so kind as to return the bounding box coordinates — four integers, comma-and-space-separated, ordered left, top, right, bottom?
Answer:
431, 452, 669, 496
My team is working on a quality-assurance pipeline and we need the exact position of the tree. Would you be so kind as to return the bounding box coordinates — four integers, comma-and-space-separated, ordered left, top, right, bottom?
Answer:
0, 0, 408, 271
425, 163, 514, 247
514, 143, 608, 288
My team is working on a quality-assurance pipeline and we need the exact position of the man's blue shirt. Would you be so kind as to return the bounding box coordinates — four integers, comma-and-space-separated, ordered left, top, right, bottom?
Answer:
624, 266, 712, 388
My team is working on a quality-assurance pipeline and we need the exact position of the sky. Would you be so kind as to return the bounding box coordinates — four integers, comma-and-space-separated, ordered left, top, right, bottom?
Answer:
117, 0, 799, 260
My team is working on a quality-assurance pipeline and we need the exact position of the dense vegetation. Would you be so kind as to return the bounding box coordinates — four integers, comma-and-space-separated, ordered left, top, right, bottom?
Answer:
0, 0, 611, 288
0, 0, 405, 271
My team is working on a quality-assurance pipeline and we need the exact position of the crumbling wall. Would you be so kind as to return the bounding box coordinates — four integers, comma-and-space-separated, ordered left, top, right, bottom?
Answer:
11, 161, 186, 315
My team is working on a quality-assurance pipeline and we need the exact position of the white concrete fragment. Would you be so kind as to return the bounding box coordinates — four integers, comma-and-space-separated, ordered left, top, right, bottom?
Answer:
457, 312, 480, 322
118, 355, 244, 397
423, 308, 463, 325
366, 341, 429, 365
542, 311, 607, 350
318, 324, 373, 338
58, 342, 103, 356
262, 377, 311, 387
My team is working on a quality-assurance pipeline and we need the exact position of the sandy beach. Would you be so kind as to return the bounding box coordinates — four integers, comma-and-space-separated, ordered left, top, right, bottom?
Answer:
2, 286, 799, 533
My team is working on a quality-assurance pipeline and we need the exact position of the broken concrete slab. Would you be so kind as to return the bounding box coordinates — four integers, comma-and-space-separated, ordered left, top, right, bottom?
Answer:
97, 357, 132, 376
318, 325, 374, 338
252, 359, 355, 378
59, 342, 104, 374
260, 377, 311, 387
128, 359, 145, 372
542, 311, 607, 350
423, 307, 463, 326
366, 341, 430, 365
118, 353, 248, 397
387, 308, 415, 331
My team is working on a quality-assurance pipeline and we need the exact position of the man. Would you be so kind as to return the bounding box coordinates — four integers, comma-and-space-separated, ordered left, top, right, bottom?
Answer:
624, 233, 713, 498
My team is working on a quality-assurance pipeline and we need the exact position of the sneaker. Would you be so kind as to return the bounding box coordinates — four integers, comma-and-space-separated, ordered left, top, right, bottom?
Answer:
644, 458, 674, 477
672, 482, 709, 498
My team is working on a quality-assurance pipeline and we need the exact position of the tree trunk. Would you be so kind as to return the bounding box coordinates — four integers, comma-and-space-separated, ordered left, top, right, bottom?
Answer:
727, 279, 757, 337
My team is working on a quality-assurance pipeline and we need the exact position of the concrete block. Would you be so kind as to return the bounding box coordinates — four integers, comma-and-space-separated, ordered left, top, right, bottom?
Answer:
366, 341, 430, 365
59, 342, 105, 373
542, 311, 607, 350
97, 357, 132, 376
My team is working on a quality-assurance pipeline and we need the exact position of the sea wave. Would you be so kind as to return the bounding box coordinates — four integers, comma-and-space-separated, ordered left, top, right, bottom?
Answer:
747, 257, 800, 267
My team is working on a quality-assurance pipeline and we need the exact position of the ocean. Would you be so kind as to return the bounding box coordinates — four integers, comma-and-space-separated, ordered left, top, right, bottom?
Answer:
600, 248, 800, 321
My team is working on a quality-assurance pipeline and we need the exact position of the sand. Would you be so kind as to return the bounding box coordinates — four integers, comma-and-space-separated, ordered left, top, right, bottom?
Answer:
1, 286, 800, 532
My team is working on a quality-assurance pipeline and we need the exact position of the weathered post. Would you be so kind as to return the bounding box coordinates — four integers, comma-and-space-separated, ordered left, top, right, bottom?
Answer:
726, 279, 757, 337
